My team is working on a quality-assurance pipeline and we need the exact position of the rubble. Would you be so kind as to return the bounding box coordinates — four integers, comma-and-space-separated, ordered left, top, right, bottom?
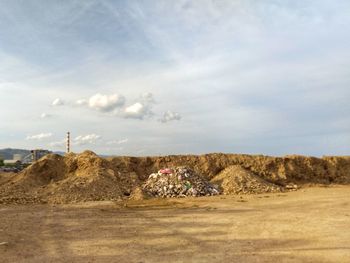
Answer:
285, 183, 298, 190
142, 167, 220, 198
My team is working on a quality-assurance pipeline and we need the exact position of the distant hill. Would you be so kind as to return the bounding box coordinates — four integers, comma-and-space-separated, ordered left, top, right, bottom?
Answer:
0, 149, 105, 160
53, 151, 65, 156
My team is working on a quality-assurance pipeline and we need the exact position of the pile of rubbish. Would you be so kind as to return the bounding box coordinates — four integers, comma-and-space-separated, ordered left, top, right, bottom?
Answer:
142, 167, 220, 198
211, 165, 284, 195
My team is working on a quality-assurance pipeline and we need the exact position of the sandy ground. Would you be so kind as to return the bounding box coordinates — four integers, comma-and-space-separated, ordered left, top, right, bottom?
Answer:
0, 186, 349, 263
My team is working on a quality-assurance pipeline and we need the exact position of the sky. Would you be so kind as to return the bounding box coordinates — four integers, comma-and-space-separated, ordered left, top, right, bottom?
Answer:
0, 0, 349, 156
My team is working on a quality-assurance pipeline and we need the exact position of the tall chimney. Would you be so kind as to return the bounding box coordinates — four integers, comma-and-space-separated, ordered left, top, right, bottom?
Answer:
66, 132, 70, 153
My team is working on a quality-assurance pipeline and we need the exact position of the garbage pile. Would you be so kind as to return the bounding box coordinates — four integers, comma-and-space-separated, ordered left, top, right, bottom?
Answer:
142, 167, 220, 198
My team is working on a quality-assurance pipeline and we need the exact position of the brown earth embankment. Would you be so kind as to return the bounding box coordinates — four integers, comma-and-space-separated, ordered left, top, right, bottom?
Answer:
0, 151, 349, 204
108, 153, 350, 185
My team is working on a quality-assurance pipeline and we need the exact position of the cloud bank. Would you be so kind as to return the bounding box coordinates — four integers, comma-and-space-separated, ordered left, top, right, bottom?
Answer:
74, 134, 101, 145
88, 93, 125, 112
52, 98, 64, 106
26, 133, 53, 140
160, 111, 181, 123
40, 113, 53, 119
107, 138, 129, 145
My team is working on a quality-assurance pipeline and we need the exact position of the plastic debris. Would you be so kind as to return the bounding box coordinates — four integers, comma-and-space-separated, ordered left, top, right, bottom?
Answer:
159, 168, 174, 174
142, 167, 220, 198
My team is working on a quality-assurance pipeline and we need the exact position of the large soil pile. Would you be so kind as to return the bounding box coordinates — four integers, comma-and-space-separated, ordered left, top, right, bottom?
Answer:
0, 151, 128, 204
107, 154, 350, 184
211, 165, 283, 194
0, 154, 67, 204
0, 151, 349, 204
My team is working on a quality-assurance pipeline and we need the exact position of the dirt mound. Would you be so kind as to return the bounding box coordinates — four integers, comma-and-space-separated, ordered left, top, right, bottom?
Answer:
0, 151, 125, 204
15, 154, 66, 185
211, 165, 283, 195
142, 167, 220, 198
108, 154, 350, 185
41, 151, 124, 203
129, 186, 152, 201
0, 154, 67, 204
1, 151, 350, 204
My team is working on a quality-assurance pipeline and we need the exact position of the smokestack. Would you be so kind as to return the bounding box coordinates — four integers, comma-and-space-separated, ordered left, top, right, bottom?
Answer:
66, 132, 70, 153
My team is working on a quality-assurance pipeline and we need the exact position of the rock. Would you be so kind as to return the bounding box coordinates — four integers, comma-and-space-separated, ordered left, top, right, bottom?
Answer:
286, 183, 298, 190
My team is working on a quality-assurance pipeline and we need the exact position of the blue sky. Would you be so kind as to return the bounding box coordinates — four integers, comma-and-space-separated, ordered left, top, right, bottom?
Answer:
0, 0, 349, 156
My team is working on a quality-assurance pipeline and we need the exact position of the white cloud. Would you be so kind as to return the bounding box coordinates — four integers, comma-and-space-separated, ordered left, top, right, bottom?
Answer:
52, 93, 160, 121
107, 138, 129, 145
88, 93, 125, 112
120, 92, 155, 119
75, 99, 87, 106
74, 133, 101, 145
40, 113, 53, 119
140, 92, 155, 104
52, 98, 64, 106
122, 102, 151, 119
26, 133, 53, 140
159, 110, 181, 123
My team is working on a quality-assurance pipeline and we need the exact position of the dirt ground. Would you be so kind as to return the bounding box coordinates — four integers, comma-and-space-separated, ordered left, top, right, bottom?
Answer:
0, 186, 349, 263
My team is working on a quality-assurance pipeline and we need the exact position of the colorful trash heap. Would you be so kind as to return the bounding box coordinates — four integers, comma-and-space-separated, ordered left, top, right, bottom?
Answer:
142, 167, 220, 198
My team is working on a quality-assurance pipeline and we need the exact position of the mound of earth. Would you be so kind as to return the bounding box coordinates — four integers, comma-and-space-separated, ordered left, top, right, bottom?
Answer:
211, 165, 283, 195
1, 151, 349, 204
0, 151, 125, 204
129, 186, 152, 201
41, 151, 124, 203
107, 154, 350, 185
142, 167, 220, 198
0, 154, 67, 204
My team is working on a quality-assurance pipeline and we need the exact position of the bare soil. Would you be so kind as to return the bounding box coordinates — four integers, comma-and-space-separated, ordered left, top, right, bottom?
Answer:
1, 186, 349, 263
211, 165, 283, 194
1, 151, 350, 204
